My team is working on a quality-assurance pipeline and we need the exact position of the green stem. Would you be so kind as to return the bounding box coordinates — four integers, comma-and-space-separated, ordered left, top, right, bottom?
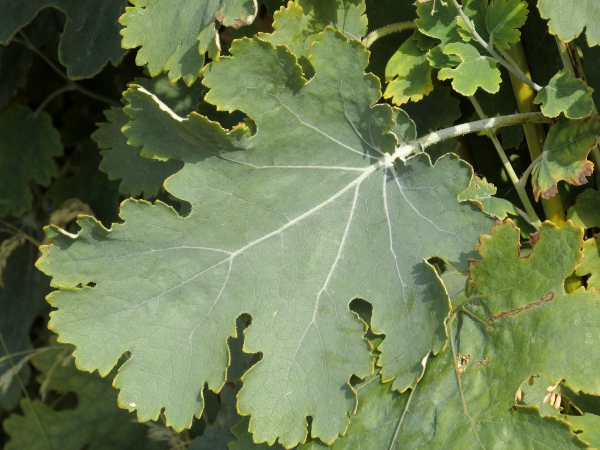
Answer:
0, 332, 53, 450
506, 43, 566, 225
362, 21, 418, 48
14, 33, 119, 108
469, 96, 542, 229
34, 85, 77, 117
393, 112, 552, 160
448, 0, 542, 91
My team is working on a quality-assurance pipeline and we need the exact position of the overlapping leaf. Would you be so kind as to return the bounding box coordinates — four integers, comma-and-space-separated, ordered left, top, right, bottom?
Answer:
388, 221, 597, 447
0, 105, 62, 217
0, 0, 126, 79
260, 0, 367, 74
534, 70, 595, 119
3, 338, 157, 450
384, 32, 434, 105
38, 29, 494, 448
458, 175, 519, 219
568, 188, 600, 290
538, 0, 600, 47
120, 0, 258, 85
0, 239, 49, 410
531, 116, 600, 200
438, 42, 502, 96
485, 0, 528, 49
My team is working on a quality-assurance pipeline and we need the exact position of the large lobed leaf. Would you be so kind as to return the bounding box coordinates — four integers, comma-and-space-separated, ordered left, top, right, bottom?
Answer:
37, 28, 494, 448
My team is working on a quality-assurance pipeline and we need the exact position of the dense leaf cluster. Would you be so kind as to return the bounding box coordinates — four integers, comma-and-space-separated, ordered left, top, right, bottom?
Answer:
2, 0, 600, 448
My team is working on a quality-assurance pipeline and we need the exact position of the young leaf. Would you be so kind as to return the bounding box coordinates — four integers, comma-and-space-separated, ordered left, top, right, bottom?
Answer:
384, 33, 434, 105
485, 0, 528, 49
261, 0, 367, 75
438, 42, 502, 96
389, 221, 596, 447
3, 338, 158, 450
0, 0, 126, 79
458, 176, 519, 219
534, 70, 595, 119
531, 116, 600, 200
37, 29, 494, 448
120, 0, 258, 85
538, 0, 600, 47
0, 105, 62, 217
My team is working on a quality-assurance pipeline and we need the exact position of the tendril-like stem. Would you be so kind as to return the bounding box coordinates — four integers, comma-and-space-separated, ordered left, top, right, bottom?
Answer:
362, 21, 418, 48
469, 96, 542, 229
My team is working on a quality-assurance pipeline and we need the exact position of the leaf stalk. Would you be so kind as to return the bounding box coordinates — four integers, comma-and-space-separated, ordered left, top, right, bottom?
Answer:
362, 22, 418, 48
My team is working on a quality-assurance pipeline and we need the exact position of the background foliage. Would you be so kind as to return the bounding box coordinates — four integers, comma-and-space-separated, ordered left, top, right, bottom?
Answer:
2, 0, 600, 448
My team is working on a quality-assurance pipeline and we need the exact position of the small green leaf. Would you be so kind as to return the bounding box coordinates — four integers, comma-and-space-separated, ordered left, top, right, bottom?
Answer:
458, 176, 519, 219
384, 33, 434, 105
426, 45, 462, 69
438, 43, 502, 96
485, 0, 528, 49
534, 70, 595, 119
260, 0, 367, 75
532, 116, 600, 200
538, 0, 600, 47
0, 105, 62, 217
390, 108, 416, 146
3, 338, 157, 450
0, 0, 126, 79
120, 0, 257, 85
415, 0, 462, 46
567, 188, 600, 228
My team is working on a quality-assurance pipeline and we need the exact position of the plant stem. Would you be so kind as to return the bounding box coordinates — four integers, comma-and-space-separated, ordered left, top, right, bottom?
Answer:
34, 85, 77, 117
362, 21, 418, 48
469, 97, 542, 229
0, 332, 53, 450
13, 33, 119, 108
393, 112, 552, 160
506, 42, 566, 225
554, 36, 600, 185
448, 0, 542, 91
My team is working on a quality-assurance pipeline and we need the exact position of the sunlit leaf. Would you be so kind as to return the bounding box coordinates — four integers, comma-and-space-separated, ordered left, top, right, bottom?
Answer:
534, 70, 595, 119
485, 0, 528, 49
531, 116, 600, 200
538, 0, 600, 47
37, 29, 494, 447
438, 42, 502, 96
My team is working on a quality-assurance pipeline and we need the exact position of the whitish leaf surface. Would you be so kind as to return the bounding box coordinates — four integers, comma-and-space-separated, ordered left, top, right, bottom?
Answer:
538, 0, 600, 47
3, 338, 157, 450
384, 32, 434, 105
37, 29, 493, 448
0, 105, 62, 216
0, 239, 49, 410
534, 70, 595, 119
120, 0, 257, 85
485, 0, 528, 49
438, 43, 502, 96
260, 0, 367, 74
0, 0, 126, 78
389, 221, 596, 447
531, 116, 600, 200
